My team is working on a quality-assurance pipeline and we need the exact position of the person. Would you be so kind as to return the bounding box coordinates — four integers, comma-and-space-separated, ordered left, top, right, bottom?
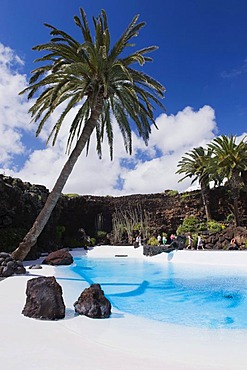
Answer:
197, 234, 204, 250
170, 234, 176, 242
157, 234, 162, 245
137, 234, 142, 246
229, 237, 237, 250
187, 233, 193, 250
134, 234, 141, 248
162, 234, 167, 245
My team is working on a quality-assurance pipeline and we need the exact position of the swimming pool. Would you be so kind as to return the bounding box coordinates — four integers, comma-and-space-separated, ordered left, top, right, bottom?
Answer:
70, 256, 247, 329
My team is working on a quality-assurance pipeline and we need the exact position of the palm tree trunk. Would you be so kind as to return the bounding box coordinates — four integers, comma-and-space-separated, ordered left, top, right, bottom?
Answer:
241, 170, 247, 191
200, 182, 212, 221
232, 192, 240, 226
230, 172, 241, 227
12, 104, 102, 261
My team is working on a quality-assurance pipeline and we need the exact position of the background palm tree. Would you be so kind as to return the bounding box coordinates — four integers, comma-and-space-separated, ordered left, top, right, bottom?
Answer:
208, 135, 247, 226
12, 8, 165, 260
176, 146, 214, 221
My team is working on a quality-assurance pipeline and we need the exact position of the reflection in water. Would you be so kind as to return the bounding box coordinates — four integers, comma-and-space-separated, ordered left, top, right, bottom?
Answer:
109, 280, 149, 297
69, 257, 247, 329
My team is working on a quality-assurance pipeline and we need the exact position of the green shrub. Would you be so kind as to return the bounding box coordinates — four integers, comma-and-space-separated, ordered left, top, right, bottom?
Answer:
166, 190, 179, 197
133, 223, 142, 231
90, 238, 96, 246
177, 216, 224, 235
206, 220, 223, 233
180, 192, 190, 201
96, 231, 107, 239
192, 234, 198, 246
64, 193, 79, 198
55, 225, 65, 240
147, 236, 159, 246
198, 222, 207, 231
226, 213, 234, 223
177, 216, 199, 234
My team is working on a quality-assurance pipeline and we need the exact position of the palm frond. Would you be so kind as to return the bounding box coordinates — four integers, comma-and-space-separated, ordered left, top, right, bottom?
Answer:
21, 7, 165, 159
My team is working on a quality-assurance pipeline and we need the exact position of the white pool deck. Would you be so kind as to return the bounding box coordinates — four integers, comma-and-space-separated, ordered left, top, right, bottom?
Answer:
1, 246, 247, 370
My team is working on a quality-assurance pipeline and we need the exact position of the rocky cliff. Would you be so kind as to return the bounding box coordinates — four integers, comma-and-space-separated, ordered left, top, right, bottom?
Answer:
0, 174, 246, 256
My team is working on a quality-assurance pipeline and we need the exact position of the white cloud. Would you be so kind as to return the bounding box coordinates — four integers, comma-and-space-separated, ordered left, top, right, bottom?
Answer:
0, 43, 235, 196
5, 105, 217, 196
0, 43, 34, 167
119, 105, 217, 195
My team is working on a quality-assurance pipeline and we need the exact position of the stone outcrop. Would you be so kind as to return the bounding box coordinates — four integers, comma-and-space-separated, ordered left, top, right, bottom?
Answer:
203, 226, 247, 250
22, 276, 65, 320
42, 248, 73, 265
0, 252, 26, 277
0, 175, 63, 256
57, 188, 246, 248
74, 283, 111, 318
143, 235, 186, 256
0, 174, 246, 256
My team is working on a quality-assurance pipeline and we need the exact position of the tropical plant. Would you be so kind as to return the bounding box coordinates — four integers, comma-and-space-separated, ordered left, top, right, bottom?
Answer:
208, 135, 247, 226
206, 220, 223, 233
147, 236, 159, 246
176, 146, 214, 221
64, 193, 80, 198
226, 213, 234, 224
12, 8, 165, 260
176, 216, 223, 235
112, 203, 151, 244
166, 189, 178, 196
180, 192, 190, 200
55, 225, 66, 241
176, 215, 199, 235
96, 230, 107, 239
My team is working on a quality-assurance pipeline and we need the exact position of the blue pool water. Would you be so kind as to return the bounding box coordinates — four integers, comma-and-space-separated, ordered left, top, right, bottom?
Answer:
71, 257, 247, 329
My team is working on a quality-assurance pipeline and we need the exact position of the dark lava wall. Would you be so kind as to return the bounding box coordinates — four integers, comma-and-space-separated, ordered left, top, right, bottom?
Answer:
0, 175, 246, 254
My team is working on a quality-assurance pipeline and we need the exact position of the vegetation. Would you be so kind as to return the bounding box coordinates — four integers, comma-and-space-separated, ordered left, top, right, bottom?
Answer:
55, 225, 66, 241
95, 230, 108, 244
208, 135, 247, 226
180, 192, 190, 200
12, 7, 165, 260
177, 147, 214, 221
226, 213, 234, 223
177, 135, 247, 226
147, 236, 159, 246
96, 230, 107, 239
176, 216, 223, 235
166, 190, 179, 196
112, 204, 151, 244
176, 216, 199, 235
64, 193, 80, 198
206, 220, 224, 233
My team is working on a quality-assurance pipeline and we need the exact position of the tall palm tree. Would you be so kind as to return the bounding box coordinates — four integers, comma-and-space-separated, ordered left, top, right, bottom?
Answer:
208, 135, 247, 226
12, 8, 165, 260
176, 146, 214, 221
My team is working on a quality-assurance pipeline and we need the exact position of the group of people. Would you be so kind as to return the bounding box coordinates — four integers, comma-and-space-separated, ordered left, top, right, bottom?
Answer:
186, 233, 204, 250
158, 232, 205, 250
135, 231, 205, 250
157, 233, 176, 246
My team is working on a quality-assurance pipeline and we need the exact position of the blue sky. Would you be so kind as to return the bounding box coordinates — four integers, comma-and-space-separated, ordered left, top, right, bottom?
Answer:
0, 0, 246, 195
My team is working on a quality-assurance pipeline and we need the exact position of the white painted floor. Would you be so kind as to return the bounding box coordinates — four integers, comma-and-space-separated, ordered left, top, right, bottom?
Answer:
1, 246, 247, 369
